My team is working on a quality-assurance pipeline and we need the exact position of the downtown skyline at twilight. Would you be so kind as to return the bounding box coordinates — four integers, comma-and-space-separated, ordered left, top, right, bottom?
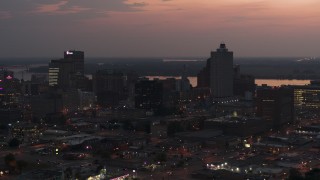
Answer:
1, 0, 320, 58
2, 2, 320, 179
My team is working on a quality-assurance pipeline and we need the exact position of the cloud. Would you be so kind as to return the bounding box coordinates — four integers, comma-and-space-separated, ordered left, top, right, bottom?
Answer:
0, 0, 149, 19
0, 11, 12, 19
1, 0, 320, 58
131, 2, 148, 7
33, 1, 90, 15
34, 1, 67, 14
224, 0, 269, 11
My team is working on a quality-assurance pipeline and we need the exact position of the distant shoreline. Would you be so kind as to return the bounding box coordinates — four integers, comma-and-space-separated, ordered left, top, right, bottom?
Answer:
4, 56, 320, 80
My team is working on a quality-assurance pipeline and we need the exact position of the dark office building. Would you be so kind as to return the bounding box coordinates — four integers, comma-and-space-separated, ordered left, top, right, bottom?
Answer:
256, 86, 294, 127
26, 93, 63, 117
0, 108, 23, 125
197, 43, 234, 97
48, 50, 85, 89
22, 82, 41, 95
160, 78, 177, 92
0, 70, 21, 106
197, 59, 255, 100
209, 43, 234, 97
233, 65, 255, 99
93, 69, 137, 106
197, 64, 210, 88
135, 80, 163, 110
0, 70, 14, 80
204, 116, 272, 137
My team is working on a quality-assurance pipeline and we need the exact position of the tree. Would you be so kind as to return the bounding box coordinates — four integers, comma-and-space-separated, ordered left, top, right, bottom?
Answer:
32, 117, 41, 123
8, 138, 20, 148
122, 120, 134, 131
288, 168, 304, 180
154, 152, 167, 162
74, 171, 82, 180
4, 153, 15, 167
96, 165, 104, 174
305, 168, 320, 180
16, 160, 28, 172
198, 118, 205, 129
100, 151, 111, 159
0, 124, 7, 130
167, 122, 183, 137
64, 167, 73, 180
177, 160, 185, 167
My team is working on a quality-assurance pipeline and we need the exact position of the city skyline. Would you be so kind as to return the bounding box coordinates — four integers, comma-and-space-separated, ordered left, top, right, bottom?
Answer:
1, 0, 320, 58
1, 44, 320, 179
2, 1, 320, 179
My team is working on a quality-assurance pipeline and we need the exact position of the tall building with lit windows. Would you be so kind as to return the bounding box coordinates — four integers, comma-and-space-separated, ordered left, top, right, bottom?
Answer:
293, 85, 320, 109
48, 67, 59, 86
48, 50, 84, 89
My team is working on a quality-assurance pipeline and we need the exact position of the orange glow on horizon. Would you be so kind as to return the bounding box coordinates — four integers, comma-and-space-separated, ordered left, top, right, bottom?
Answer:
2, 0, 320, 57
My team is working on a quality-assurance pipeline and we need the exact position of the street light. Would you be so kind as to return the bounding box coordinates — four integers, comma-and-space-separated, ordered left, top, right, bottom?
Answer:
133, 170, 137, 178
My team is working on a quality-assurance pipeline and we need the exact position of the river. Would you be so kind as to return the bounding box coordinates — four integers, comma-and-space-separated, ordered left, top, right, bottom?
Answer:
146, 76, 310, 87
9, 70, 310, 87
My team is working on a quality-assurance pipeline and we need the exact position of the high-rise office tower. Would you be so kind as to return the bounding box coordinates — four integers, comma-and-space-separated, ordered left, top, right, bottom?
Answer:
48, 50, 84, 89
93, 69, 128, 106
48, 67, 59, 86
135, 80, 163, 110
209, 43, 233, 97
197, 64, 210, 88
180, 65, 191, 92
93, 69, 138, 106
256, 87, 294, 127
63, 50, 85, 75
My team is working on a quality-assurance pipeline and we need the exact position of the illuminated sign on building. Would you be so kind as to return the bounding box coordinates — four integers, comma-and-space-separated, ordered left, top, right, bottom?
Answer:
66, 51, 73, 55
6, 75, 12, 80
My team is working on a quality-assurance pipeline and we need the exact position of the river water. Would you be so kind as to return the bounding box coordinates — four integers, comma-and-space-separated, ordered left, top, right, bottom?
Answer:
10, 69, 310, 87
146, 76, 310, 87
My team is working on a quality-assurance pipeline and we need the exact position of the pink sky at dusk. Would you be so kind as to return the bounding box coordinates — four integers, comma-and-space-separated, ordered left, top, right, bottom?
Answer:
0, 0, 320, 57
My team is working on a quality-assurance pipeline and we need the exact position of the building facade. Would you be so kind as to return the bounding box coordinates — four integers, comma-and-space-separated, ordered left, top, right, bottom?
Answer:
48, 50, 84, 89
93, 69, 137, 107
196, 43, 234, 98
135, 80, 163, 110
293, 85, 320, 109
256, 86, 294, 127
209, 43, 234, 97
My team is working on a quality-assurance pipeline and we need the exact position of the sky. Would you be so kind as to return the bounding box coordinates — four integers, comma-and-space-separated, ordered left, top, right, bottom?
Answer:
0, 0, 320, 58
